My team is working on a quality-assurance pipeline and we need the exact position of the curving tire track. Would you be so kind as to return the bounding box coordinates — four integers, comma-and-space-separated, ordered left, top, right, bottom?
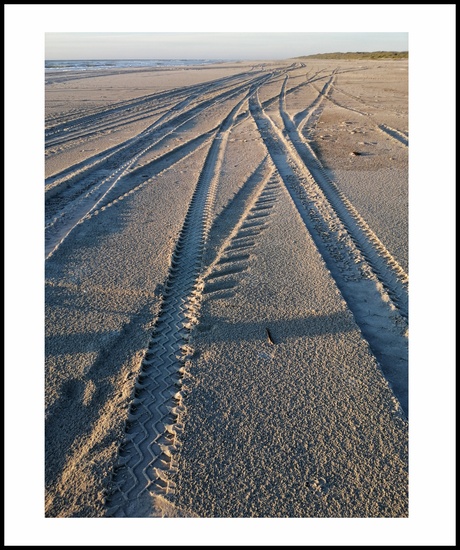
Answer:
310, 81, 370, 117
45, 128, 217, 259
104, 92, 253, 517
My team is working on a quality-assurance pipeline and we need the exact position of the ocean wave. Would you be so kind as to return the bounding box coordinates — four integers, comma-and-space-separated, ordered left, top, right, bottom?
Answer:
45, 59, 230, 72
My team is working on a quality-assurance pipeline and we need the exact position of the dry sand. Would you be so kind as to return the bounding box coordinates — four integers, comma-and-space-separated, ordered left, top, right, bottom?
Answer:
45, 59, 408, 517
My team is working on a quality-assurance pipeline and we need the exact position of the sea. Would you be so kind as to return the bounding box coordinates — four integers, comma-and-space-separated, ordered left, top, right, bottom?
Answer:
45, 59, 232, 72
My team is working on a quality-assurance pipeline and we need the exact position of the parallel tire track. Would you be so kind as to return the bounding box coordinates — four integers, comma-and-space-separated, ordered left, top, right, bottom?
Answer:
250, 89, 408, 416
294, 73, 336, 133
280, 77, 408, 318
45, 70, 258, 142
104, 92, 252, 517
45, 128, 216, 259
45, 75, 269, 259
45, 73, 262, 197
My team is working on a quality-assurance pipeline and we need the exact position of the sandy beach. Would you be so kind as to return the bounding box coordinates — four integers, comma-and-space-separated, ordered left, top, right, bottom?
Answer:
45, 59, 408, 518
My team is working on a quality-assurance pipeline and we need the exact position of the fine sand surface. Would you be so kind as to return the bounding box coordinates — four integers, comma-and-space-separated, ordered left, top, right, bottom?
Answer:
45, 59, 408, 517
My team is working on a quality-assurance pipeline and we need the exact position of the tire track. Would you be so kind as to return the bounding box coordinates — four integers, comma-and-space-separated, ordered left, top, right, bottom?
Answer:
202, 156, 275, 279
45, 77, 242, 193
47, 129, 216, 259
45, 103, 182, 199
104, 92, 252, 518
45, 71, 268, 198
250, 89, 408, 416
45, 73, 220, 134
291, 66, 372, 131
294, 74, 336, 133
46, 90, 180, 143
45, 75, 269, 258
45, 70, 260, 145
259, 68, 334, 112
45, 127, 211, 259
202, 172, 280, 304
378, 124, 409, 147
331, 85, 402, 117
45, 106, 173, 154
280, 76, 408, 317
310, 82, 370, 117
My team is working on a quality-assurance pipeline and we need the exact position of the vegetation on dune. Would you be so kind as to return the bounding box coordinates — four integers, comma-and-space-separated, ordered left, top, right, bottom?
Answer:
296, 51, 408, 60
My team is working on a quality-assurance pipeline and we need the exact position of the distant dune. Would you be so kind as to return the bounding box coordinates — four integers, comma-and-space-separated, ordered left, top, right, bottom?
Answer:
297, 51, 408, 60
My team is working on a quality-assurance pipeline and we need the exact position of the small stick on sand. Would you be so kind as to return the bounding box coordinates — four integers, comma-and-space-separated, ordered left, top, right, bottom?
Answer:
266, 327, 275, 345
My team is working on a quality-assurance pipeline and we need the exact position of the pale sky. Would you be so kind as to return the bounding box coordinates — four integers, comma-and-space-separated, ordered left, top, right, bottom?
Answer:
45, 32, 408, 60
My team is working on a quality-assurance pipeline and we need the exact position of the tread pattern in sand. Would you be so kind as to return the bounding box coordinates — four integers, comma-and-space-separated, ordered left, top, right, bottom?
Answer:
105, 93, 250, 517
